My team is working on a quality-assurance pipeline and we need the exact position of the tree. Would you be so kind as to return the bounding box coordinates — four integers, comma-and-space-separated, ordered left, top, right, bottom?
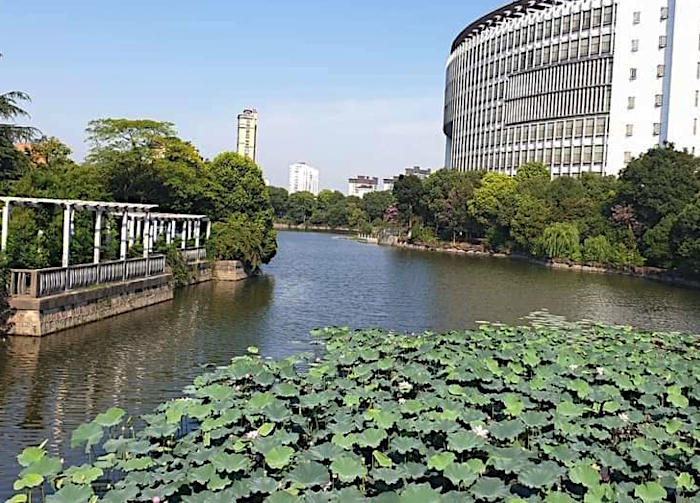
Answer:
362, 191, 395, 222
393, 175, 425, 224
671, 197, 700, 274
326, 200, 349, 229
85, 118, 177, 202
537, 223, 581, 261
268, 186, 289, 219
287, 192, 316, 225
515, 162, 550, 200
618, 145, 700, 230
510, 195, 550, 253
209, 213, 277, 271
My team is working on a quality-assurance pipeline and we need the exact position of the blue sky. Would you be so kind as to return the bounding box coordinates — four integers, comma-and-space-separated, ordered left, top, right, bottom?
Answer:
1, 0, 503, 192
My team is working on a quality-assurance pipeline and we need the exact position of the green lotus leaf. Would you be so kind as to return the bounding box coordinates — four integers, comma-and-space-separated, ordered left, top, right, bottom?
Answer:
444, 462, 479, 488
490, 419, 525, 440
70, 422, 104, 453
335, 487, 369, 503
665, 418, 683, 435
332, 432, 358, 450
399, 483, 443, 503
208, 472, 231, 491
122, 457, 155, 471
249, 392, 275, 410
391, 436, 424, 454
502, 394, 525, 417
265, 446, 295, 470
400, 462, 427, 480
45, 484, 94, 503
330, 456, 367, 482
568, 463, 599, 488
13, 473, 44, 491
543, 492, 576, 503
356, 428, 387, 448
470, 477, 509, 501
274, 382, 299, 397
17, 443, 47, 467
676, 472, 697, 492
521, 410, 549, 428
250, 475, 278, 494
602, 401, 620, 413
287, 461, 330, 488
372, 467, 402, 484
518, 461, 564, 489
427, 452, 456, 471
5, 495, 27, 503
266, 491, 297, 503
94, 407, 126, 428
305, 442, 346, 461
568, 379, 592, 399
373, 450, 393, 468
19, 455, 62, 478
189, 463, 216, 484
264, 402, 292, 422
64, 464, 103, 485
401, 399, 423, 414
211, 452, 249, 473
556, 401, 586, 418
634, 482, 667, 502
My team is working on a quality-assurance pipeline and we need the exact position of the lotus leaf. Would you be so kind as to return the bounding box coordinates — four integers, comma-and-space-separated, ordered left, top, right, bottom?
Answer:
518, 461, 564, 489
634, 482, 667, 502
330, 456, 367, 482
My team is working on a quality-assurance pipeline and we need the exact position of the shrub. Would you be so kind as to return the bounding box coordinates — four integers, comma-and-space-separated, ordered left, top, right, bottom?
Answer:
208, 212, 277, 271
582, 235, 612, 264
9, 319, 700, 502
537, 222, 581, 261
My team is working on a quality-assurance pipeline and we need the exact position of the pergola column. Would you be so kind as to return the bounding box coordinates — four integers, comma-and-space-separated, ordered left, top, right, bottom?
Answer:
143, 218, 151, 258
205, 220, 211, 240
62, 204, 72, 268
166, 221, 173, 245
128, 217, 135, 248
194, 220, 201, 248
120, 211, 129, 260
93, 211, 102, 264
181, 221, 186, 250
1, 201, 10, 251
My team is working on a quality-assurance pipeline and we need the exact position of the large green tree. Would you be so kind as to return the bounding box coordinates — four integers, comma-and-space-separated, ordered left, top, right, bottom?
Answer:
268, 186, 289, 219
361, 190, 395, 223
287, 192, 316, 225
393, 175, 425, 224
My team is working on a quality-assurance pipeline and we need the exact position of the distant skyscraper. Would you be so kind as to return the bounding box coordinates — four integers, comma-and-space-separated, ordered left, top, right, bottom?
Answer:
348, 176, 379, 197
289, 162, 320, 195
236, 109, 258, 161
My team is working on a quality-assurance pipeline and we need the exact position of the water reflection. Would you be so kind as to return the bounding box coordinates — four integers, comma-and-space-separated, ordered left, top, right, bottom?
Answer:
1, 231, 700, 496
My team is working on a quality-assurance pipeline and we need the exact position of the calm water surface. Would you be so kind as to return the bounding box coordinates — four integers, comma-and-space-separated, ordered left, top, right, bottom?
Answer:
1, 230, 700, 494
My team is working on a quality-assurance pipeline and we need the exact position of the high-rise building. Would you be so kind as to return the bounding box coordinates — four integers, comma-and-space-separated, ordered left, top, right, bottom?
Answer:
444, 0, 700, 177
289, 162, 320, 195
236, 109, 258, 162
348, 176, 380, 197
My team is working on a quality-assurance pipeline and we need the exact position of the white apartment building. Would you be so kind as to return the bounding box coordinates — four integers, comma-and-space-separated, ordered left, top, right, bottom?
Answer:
444, 0, 700, 177
348, 176, 380, 197
289, 162, 319, 195
236, 109, 258, 162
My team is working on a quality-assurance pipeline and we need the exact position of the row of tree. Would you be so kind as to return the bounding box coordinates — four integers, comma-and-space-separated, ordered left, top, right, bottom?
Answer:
270, 146, 700, 276
268, 187, 395, 232
385, 147, 700, 275
1, 80, 277, 272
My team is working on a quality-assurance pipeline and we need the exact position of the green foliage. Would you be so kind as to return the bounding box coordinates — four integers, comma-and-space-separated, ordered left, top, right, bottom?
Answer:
362, 190, 395, 222
209, 212, 277, 270
287, 191, 316, 225
582, 235, 612, 264
11, 317, 700, 501
537, 223, 581, 261
671, 196, 700, 274
393, 175, 425, 223
268, 186, 289, 218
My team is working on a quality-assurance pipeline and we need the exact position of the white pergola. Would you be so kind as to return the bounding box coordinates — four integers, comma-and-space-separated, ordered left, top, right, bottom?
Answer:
0, 197, 211, 268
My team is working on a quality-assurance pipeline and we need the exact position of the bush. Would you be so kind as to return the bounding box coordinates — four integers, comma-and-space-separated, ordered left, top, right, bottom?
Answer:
10, 319, 700, 502
582, 235, 612, 264
208, 212, 277, 271
537, 223, 581, 261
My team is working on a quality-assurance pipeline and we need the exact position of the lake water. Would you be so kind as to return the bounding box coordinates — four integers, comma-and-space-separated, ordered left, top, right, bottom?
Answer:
1, 230, 699, 496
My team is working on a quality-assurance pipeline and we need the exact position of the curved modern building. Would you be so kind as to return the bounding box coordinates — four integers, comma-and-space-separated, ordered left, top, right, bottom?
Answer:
444, 0, 700, 176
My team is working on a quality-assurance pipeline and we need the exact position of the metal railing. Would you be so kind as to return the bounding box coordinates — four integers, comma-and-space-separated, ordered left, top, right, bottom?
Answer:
9, 255, 167, 298
180, 247, 207, 263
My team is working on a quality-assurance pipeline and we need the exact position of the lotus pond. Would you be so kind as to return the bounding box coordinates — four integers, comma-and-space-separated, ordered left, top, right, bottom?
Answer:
7, 316, 700, 503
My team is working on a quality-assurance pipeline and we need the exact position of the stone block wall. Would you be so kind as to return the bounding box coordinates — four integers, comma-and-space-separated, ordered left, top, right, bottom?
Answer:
214, 260, 253, 282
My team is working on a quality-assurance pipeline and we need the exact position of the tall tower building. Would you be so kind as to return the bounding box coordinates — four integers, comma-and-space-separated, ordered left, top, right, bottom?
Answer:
289, 162, 320, 195
236, 109, 258, 162
444, 0, 700, 177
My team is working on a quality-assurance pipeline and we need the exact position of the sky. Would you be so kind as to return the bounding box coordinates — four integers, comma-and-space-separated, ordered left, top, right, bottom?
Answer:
0, 0, 503, 192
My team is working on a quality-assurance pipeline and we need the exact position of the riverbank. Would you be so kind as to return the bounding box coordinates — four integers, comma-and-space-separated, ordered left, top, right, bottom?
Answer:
273, 222, 354, 234
385, 238, 700, 290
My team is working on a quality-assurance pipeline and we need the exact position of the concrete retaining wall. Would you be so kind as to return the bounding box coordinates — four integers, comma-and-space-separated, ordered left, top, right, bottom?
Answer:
187, 261, 214, 285
214, 260, 253, 282
9, 274, 174, 337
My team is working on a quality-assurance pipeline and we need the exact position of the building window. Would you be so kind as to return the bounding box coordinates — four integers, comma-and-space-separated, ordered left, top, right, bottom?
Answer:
655, 94, 664, 107
626, 124, 634, 137
624, 151, 633, 164
653, 123, 661, 136
657, 65, 665, 78
603, 6, 614, 25
659, 36, 667, 49
628, 96, 636, 109
630, 68, 638, 80
660, 7, 669, 20
696, 91, 699, 107
633, 11, 641, 24
594, 146, 605, 163
631, 39, 639, 52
